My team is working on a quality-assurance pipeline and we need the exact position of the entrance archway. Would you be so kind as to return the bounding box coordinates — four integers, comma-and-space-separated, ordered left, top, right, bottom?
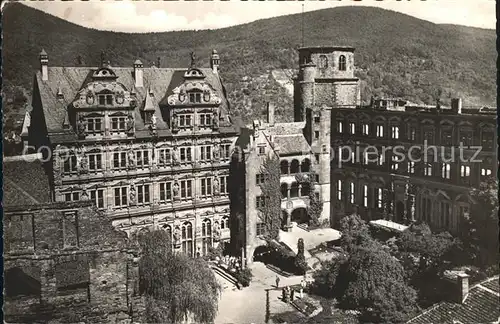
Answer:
291, 207, 309, 225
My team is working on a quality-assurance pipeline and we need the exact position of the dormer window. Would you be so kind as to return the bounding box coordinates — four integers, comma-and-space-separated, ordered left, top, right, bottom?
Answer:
98, 94, 114, 106
189, 92, 202, 103
111, 117, 127, 131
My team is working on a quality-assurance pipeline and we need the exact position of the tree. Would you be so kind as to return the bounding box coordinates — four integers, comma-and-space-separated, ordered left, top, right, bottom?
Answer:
294, 238, 308, 275
339, 214, 372, 253
258, 156, 282, 241
311, 255, 347, 298
461, 177, 499, 271
138, 230, 222, 323
339, 244, 418, 323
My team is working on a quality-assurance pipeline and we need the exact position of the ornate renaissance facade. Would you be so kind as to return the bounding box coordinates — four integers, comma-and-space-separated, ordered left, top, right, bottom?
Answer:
28, 49, 238, 257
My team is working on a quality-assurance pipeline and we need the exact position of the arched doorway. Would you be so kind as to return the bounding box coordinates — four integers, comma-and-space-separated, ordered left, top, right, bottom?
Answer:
291, 207, 309, 225
253, 245, 273, 263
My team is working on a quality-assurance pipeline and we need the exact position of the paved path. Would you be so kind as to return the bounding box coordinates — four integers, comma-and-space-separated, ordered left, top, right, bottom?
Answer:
215, 262, 306, 324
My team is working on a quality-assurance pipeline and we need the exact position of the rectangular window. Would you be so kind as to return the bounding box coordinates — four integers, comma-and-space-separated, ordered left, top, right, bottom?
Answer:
423, 129, 435, 144
408, 161, 415, 174
111, 117, 127, 131
86, 118, 102, 133
180, 180, 192, 199
200, 178, 212, 197
391, 155, 399, 171
481, 168, 492, 177
442, 128, 453, 146
377, 188, 383, 209
349, 123, 356, 134
137, 184, 150, 205
219, 175, 229, 195
408, 126, 416, 141
363, 185, 368, 207
180, 147, 192, 163
106, 94, 113, 105
158, 148, 172, 166
90, 189, 105, 209
481, 130, 494, 149
7, 214, 34, 251
377, 153, 384, 166
337, 121, 343, 133
349, 182, 355, 204
314, 154, 320, 163
258, 146, 266, 155
424, 163, 433, 176
99, 95, 106, 105
314, 131, 320, 139
256, 196, 267, 209
220, 144, 231, 159
362, 124, 369, 135
337, 180, 342, 201
441, 163, 451, 179
460, 165, 471, 178
200, 146, 212, 161
256, 174, 266, 185
391, 126, 399, 139
114, 187, 128, 207
63, 155, 78, 174
199, 113, 212, 126
459, 128, 473, 146
88, 153, 102, 171
376, 125, 384, 137
159, 182, 172, 202
136, 150, 150, 168
314, 116, 321, 124
113, 152, 127, 169
179, 114, 193, 127
189, 92, 202, 103
64, 192, 80, 202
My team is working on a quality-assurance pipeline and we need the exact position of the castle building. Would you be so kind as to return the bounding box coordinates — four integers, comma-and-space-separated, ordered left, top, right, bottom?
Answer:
28, 49, 238, 257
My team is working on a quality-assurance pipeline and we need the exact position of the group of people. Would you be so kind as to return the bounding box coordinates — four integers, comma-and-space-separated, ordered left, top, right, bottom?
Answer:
276, 275, 306, 303
217, 255, 242, 271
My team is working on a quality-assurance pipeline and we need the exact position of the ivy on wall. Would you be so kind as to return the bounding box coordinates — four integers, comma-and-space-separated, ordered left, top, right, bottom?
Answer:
258, 156, 282, 241
295, 168, 323, 227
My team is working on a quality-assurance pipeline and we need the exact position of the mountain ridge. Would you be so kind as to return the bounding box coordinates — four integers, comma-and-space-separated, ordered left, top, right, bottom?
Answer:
2, 2, 495, 131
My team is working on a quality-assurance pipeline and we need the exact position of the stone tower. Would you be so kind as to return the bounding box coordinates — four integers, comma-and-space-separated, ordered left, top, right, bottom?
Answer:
294, 46, 360, 224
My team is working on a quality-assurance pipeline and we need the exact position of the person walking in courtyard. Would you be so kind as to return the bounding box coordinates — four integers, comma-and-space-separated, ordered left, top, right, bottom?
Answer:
275, 275, 280, 288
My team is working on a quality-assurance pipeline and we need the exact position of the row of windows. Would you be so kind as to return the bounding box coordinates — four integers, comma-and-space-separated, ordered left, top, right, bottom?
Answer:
337, 180, 383, 208
85, 117, 129, 133
63, 176, 229, 208
62, 144, 232, 173
175, 113, 216, 128
336, 121, 495, 147
317, 54, 347, 71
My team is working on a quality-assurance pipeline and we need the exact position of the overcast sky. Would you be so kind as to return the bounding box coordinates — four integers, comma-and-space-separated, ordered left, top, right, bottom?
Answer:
19, 0, 496, 33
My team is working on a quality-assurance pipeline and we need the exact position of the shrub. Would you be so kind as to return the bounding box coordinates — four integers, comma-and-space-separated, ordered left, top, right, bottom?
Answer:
235, 268, 253, 287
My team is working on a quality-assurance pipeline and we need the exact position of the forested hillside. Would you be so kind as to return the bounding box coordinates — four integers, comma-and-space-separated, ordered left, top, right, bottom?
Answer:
2, 3, 495, 132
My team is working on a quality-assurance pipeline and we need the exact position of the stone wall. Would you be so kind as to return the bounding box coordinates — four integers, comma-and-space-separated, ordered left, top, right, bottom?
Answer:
4, 202, 143, 323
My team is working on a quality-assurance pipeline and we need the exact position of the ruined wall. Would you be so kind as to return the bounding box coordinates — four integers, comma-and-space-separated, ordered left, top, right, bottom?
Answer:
4, 202, 143, 323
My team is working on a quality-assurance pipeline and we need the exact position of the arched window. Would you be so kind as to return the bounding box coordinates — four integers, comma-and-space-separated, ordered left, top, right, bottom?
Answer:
221, 216, 229, 229
201, 219, 212, 256
319, 55, 328, 69
163, 224, 172, 251
181, 222, 193, 257
281, 183, 289, 199
280, 160, 289, 175
338, 55, 347, 71
290, 182, 299, 198
290, 160, 300, 174
301, 159, 311, 173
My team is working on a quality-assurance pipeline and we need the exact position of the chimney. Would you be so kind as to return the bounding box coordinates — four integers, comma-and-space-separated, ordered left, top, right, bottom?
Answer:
134, 59, 144, 88
267, 102, 275, 126
456, 273, 469, 303
40, 49, 48, 81
210, 49, 220, 74
157, 57, 161, 68
451, 98, 462, 114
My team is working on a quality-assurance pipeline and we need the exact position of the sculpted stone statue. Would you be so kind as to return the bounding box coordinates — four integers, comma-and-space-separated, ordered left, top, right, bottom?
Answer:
212, 111, 219, 129
213, 222, 221, 241
76, 148, 88, 173
212, 145, 220, 160
77, 117, 86, 135
126, 115, 135, 133
128, 148, 136, 167
173, 227, 181, 247
129, 186, 136, 205
172, 182, 180, 198
150, 114, 157, 129
190, 51, 197, 67
172, 148, 179, 164
213, 178, 220, 195
171, 113, 179, 129
81, 189, 90, 201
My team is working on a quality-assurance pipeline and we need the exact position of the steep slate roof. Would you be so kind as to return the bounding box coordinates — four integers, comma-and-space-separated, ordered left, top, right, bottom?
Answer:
3, 155, 52, 207
407, 276, 500, 324
266, 121, 311, 155
34, 66, 233, 143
